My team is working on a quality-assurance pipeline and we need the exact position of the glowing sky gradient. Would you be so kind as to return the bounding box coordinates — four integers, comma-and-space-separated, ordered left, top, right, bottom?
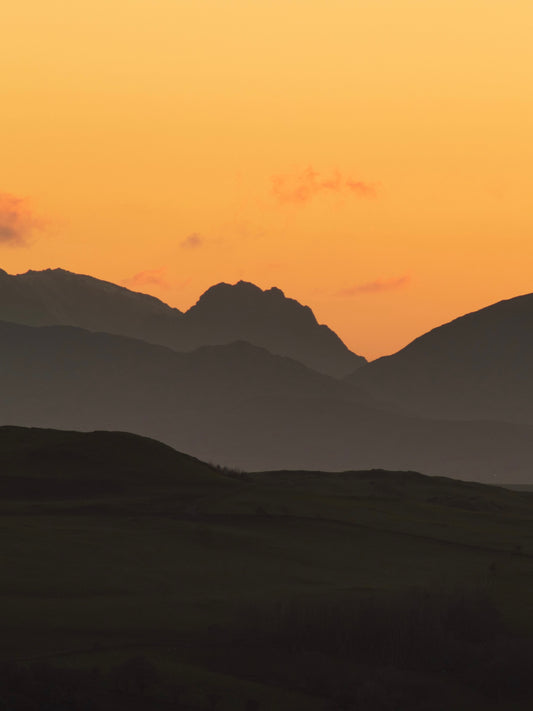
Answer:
2, 0, 532, 359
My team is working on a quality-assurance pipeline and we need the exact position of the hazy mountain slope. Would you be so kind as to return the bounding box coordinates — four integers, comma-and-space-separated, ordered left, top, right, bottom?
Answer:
205, 395, 533, 481
350, 292, 533, 425
0, 268, 365, 377
0, 319, 366, 456
1, 320, 532, 483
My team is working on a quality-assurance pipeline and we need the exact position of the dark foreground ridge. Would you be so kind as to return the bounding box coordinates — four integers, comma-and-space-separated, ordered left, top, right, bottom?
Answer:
1, 427, 533, 709
0, 426, 233, 499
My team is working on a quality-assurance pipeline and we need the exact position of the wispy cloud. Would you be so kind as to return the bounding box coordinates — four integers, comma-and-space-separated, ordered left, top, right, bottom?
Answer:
0, 193, 42, 247
345, 179, 376, 197
122, 268, 170, 290
271, 167, 377, 205
180, 233, 204, 249
338, 276, 410, 296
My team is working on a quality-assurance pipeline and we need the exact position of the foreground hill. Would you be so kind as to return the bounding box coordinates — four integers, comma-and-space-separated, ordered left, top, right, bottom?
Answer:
1, 426, 533, 710
0, 426, 231, 499
1, 320, 533, 483
350, 292, 533, 424
0, 268, 365, 377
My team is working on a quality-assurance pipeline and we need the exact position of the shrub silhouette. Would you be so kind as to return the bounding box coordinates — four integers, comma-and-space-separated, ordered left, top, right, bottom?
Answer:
207, 587, 531, 705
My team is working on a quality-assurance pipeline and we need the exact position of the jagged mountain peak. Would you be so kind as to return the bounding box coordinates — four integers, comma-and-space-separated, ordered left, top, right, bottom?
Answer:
190, 280, 315, 321
185, 279, 364, 375
194, 280, 289, 307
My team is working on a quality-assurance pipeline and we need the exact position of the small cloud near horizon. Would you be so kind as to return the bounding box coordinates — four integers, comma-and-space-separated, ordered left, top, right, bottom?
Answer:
122, 268, 170, 290
271, 167, 377, 205
180, 232, 204, 249
338, 276, 410, 296
180, 232, 228, 249
0, 193, 42, 247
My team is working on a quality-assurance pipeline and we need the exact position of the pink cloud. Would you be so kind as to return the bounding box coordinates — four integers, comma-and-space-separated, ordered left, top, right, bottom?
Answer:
122, 268, 170, 290
345, 179, 377, 197
338, 276, 410, 296
271, 167, 377, 205
0, 192, 42, 247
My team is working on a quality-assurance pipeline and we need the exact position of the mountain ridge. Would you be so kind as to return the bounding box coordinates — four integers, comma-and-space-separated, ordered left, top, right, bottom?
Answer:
0, 268, 365, 377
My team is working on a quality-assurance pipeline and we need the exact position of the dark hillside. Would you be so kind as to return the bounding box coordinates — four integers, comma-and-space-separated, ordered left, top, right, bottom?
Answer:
0, 427, 232, 499
1, 427, 533, 709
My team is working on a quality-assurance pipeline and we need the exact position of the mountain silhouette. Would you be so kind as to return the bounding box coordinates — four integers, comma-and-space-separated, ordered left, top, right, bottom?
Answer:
0, 268, 365, 377
0, 266, 184, 341
181, 280, 366, 376
1, 319, 532, 483
350, 292, 533, 425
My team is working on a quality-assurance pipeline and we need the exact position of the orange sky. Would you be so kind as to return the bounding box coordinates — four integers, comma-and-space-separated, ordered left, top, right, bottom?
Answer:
2, 0, 532, 359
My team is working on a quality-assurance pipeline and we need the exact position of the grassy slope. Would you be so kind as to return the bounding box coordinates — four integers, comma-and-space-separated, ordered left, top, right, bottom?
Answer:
1, 427, 533, 709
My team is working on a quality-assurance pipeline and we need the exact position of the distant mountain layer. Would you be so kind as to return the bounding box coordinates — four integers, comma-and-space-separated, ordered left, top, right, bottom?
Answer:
1, 320, 532, 483
350, 293, 533, 425
0, 268, 365, 377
